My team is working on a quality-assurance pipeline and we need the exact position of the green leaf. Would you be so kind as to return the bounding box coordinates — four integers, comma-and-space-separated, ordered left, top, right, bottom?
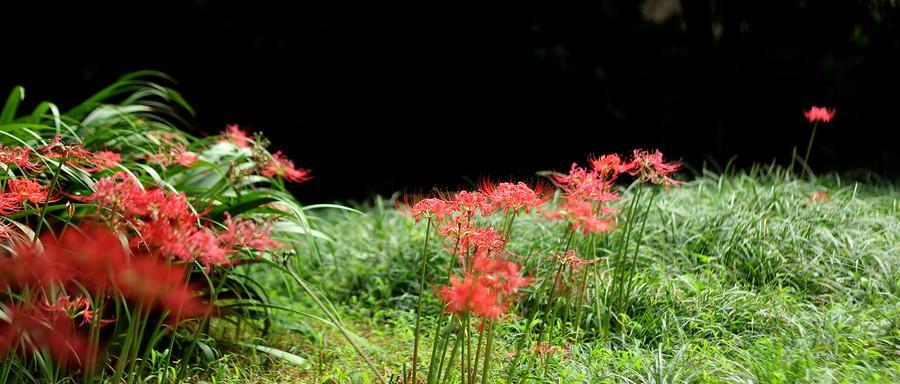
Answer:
237, 342, 309, 368
1, 86, 25, 124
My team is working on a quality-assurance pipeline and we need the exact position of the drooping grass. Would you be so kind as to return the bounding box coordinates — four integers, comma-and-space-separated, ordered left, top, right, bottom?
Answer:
228, 169, 898, 383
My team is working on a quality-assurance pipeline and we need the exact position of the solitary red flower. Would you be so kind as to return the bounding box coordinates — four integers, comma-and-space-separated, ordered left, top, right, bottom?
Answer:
810, 191, 829, 202
220, 212, 283, 252
439, 275, 505, 319
552, 164, 620, 203
88, 150, 122, 172
261, 151, 311, 183
146, 144, 198, 168
398, 196, 453, 222
804, 106, 836, 123
5, 178, 59, 205
220, 124, 252, 148
0, 195, 21, 216
589, 154, 632, 179
38, 135, 93, 164
627, 149, 683, 186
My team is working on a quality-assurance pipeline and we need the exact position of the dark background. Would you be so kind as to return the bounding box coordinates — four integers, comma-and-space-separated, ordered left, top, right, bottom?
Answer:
2, 1, 898, 202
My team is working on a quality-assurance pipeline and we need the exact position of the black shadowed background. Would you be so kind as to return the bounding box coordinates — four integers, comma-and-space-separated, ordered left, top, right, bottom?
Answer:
2, 0, 898, 202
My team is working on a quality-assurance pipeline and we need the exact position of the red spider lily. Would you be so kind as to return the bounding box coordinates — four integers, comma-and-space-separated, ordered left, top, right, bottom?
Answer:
589, 154, 633, 179
479, 181, 549, 213
2, 226, 210, 322
139, 222, 229, 267
438, 253, 530, 319
81, 174, 232, 268
0, 146, 43, 172
220, 212, 283, 251
452, 190, 492, 214
465, 227, 506, 253
38, 135, 94, 164
545, 197, 615, 235
438, 214, 475, 240
0, 301, 92, 368
80, 150, 122, 173
627, 149, 683, 186
810, 191, 829, 202
472, 255, 531, 295
439, 275, 506, 319
0, 243, 63, 290
4, 178, 60, 205
220, 124, 252, 148
113, 256, 211, 321
0, 221, 12, 239
531, 343, 562, 357
556, 250, 596, 272
0, 195, 22, 216
398, 196, 453, 222
40, 296, 112, 327
804, 106, 836, 123
552, 164, 620, 203
146, 144, 198, 168
260, 151, 311, 183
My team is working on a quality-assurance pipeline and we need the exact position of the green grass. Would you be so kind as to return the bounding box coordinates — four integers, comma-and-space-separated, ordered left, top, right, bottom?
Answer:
193, 170, 898, 383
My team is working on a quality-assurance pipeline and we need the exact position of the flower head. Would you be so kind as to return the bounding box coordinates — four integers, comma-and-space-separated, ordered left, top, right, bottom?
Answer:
0, 146, 43, 172
398, 196, 453, 222
480, 181, 548, 213
260, 151, 311, 183
87, 150, 122, 172
220, 124, 252, 148
146, 144, 198, 168
5, 178, 59, 205
804, 106, 836, 123
627, 149, 683, 186
0, 301, 92, 368
438, 275, 505, 319
453, 190, 492, 214
220, 212, 283, 252
552, 164, 620, 203
589, 154, 632, 180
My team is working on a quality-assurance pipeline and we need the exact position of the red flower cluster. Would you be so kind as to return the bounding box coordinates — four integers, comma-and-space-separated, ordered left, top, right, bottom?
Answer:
80, 150, 122, 173
0, 145, 42, 172
627, 149, 683, 186
220, 212, 283, 251
38, 135, 94, 165
400, 182, 547, 223
804, 106, 836, 123
2, 136, 123, 175
439, 254, 530, 319
0, 302, 90, 368
480, 181, 550, 213
0, 226, 211, 368
261, 151, 311, 183
146, 143, 198, 168
398, 197, 454, 222
220, 124, 252, 148
0, 179, 60, 216
81, 173, 281, 267
550, 150, 681, 234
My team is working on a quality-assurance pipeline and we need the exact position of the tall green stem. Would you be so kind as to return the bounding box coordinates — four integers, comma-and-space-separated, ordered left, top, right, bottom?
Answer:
801, 122, 818, 178
411, 217, 433, 382
479, 322, 496, 384
32, 154, 66, 243
620, 189, 657, 316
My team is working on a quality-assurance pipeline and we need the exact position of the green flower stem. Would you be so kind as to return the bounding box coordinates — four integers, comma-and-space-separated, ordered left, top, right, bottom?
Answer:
411, 216, 433, 382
